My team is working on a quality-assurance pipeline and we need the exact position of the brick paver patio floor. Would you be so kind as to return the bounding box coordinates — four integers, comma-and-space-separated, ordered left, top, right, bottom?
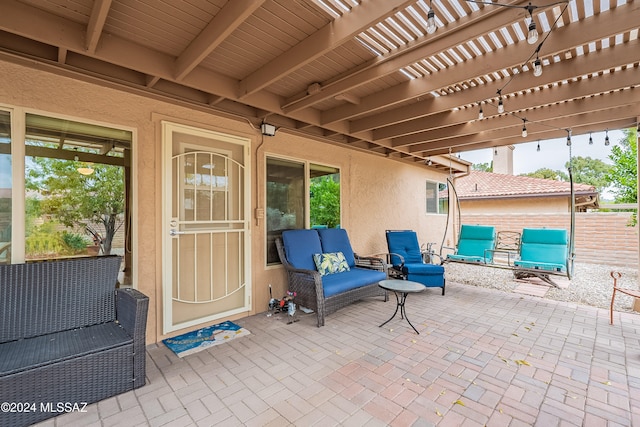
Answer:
38, 281, 640, 426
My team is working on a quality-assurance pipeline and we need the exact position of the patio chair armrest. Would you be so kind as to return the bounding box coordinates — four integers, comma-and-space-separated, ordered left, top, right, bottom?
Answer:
354, 253, 386, 271
115, 288, 149, 389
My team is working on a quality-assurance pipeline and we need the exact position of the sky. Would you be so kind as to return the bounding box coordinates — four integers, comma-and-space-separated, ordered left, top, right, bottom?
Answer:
457, 129, 627, 175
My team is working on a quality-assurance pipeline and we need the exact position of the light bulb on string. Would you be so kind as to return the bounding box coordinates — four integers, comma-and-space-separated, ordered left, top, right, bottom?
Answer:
605, 129, 610, 146
426, 9, 437, 34
527, 21, 538, 45
521, 120, 527, 138
536, 141, 541, 152
533, 58, 542, 77
497, 97, 504, 114
478, 104, 484, 120
588, 132, 593, 145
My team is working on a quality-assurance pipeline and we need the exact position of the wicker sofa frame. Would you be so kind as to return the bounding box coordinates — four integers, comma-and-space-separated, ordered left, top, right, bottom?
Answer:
0, 256, 149, 427
275, 230, 388, 327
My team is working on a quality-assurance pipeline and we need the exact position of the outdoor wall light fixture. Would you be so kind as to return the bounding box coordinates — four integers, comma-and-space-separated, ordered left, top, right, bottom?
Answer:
261, 122, 276, 137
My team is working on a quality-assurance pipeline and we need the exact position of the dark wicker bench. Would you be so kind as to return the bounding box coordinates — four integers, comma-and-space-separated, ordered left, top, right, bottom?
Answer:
276, 228, 388, 327
0, 256, 149, 427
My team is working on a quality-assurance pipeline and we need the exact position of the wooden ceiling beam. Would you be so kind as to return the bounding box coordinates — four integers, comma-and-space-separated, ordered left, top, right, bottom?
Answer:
423, 117, 638, 156
174, 0, 264, 81
238, 0, 415, 98
321, 1, 638, 124
350, 39, 640, 133
284, 0, 532, 114
410, 97, 640, 153
85, 0, 112, 54
375, 62, 640, 141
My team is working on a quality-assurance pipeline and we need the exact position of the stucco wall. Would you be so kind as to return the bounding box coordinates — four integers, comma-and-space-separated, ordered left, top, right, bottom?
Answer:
0, 60, 452, 343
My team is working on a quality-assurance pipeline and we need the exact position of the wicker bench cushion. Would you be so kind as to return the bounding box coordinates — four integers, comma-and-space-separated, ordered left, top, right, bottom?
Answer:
321, 268, 386, 297
0, 322, 132, 376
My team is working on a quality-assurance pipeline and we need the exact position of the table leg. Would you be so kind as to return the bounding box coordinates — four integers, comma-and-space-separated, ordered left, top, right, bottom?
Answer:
379, 291, 420, 334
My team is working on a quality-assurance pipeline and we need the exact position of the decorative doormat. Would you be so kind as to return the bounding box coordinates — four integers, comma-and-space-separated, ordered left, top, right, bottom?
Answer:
162, 321, 250, 358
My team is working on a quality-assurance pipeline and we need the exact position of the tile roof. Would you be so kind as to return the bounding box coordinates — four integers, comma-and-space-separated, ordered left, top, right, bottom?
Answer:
453, 171, 597, 200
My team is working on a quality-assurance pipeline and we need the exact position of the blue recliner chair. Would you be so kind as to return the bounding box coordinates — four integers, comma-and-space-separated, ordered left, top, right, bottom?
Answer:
385, 230, 446, 295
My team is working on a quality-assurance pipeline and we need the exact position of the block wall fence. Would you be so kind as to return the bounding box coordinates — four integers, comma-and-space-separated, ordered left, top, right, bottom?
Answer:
460, 212, 638, 267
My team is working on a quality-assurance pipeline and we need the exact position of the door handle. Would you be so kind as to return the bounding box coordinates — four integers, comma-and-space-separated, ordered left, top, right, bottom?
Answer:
169, 229, 185, 236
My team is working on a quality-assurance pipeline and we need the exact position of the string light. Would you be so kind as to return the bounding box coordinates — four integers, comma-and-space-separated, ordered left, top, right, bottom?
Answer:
605, 129, 610, 146
497, 90, 504, 113
527, 21, 539, 45
521, 119, 528, 138
533, 57, 542, 77
478, 103, 484, 120
588, 132, 593, 145
566, 131, 571, 146
426, 1, 437, 34
536, 140, 541, 151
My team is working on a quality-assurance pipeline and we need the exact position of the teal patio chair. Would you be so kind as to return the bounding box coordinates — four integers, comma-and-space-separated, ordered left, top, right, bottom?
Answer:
446, 224, 496, 264
513, 228, 570, 287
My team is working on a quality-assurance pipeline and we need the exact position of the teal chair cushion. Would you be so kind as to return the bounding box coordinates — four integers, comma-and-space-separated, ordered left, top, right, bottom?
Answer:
515, 228, 568, 270
448, 224, 495, 262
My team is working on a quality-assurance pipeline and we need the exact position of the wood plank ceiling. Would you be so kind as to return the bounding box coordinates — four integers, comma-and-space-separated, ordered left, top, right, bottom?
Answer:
0, 0, 637, 169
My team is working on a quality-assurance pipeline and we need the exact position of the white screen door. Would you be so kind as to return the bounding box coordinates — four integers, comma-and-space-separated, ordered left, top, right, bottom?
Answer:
162, 122, 251, 333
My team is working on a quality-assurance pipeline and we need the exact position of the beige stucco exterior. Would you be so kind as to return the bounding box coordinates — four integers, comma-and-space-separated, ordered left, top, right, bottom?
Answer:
0, 61, 454, 344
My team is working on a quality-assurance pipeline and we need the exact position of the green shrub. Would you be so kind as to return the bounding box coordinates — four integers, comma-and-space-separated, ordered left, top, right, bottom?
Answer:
62, 231, 91, 251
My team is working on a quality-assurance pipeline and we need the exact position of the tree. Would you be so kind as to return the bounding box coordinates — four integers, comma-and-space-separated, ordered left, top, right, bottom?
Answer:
606, 128, 637, 203
520, 168, 568, 181
310, 175, 340, 228
606, 128, 637, 226
26, 157, 125, 255
564, 156, 612, 194
472, 162, 493, 172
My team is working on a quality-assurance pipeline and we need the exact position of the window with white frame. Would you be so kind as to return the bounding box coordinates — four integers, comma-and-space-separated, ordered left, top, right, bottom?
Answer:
426, 180, 448, 214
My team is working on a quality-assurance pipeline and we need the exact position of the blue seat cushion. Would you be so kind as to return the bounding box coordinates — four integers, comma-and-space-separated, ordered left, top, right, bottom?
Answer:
317, 228, 356, 268
282, 229, 322, 271
401, 263, 444, 275
321, 268, 386, 297
386, 231, 423, 265
401, 263, 445, 288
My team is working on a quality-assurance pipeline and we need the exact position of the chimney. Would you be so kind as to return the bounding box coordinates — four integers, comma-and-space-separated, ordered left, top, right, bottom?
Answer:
493, 145, 515, 175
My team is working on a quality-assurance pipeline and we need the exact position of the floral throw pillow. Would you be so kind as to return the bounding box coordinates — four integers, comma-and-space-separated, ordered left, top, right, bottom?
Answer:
313, 252, 351, 276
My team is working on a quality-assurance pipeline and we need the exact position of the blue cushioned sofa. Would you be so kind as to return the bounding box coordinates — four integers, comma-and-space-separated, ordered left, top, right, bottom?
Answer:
276, 228, 387, 327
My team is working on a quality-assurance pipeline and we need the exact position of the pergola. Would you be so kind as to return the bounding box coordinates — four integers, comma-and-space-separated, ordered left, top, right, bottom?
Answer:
0, 0, 637, 170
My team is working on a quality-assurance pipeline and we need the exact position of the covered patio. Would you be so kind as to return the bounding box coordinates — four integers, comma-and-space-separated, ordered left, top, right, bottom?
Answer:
37, 282, 640, 426
1, 0, 639, 425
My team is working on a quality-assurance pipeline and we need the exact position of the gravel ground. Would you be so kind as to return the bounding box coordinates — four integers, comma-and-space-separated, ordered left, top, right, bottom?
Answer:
444, 261, 639, 313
